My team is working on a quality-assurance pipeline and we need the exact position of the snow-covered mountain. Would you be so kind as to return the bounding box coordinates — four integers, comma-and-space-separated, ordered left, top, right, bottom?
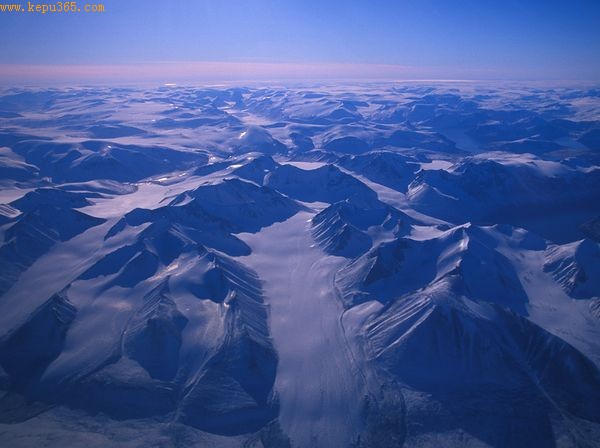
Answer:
544, 238, 600, 299
360, 278, 600, 447
311, 196, 414, 258
265, 163, 378, 204
0, 84, 599, 447
0, 188, 106, 295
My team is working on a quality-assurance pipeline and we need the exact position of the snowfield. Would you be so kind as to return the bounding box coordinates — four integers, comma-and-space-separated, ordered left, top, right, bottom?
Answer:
0, 83, 599, 447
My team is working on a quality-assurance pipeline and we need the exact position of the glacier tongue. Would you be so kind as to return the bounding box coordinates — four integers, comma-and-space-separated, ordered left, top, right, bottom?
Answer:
239, 211, 367, 448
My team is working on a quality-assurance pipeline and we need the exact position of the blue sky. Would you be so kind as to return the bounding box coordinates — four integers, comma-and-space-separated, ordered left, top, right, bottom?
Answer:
1, 0, 599, 82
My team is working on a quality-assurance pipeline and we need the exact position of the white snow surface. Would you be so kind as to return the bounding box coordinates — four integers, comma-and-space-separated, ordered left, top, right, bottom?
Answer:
239, 211, 366, 448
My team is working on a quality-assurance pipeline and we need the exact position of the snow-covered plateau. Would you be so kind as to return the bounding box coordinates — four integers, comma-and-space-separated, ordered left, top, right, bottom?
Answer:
0, 83, 599, 447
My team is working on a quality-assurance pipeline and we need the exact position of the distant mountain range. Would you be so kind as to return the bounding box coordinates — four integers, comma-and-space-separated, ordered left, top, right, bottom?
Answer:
0, 84, 599, 447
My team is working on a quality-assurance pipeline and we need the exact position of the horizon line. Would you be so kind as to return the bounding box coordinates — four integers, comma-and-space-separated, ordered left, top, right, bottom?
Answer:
1, 61, 598, 86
